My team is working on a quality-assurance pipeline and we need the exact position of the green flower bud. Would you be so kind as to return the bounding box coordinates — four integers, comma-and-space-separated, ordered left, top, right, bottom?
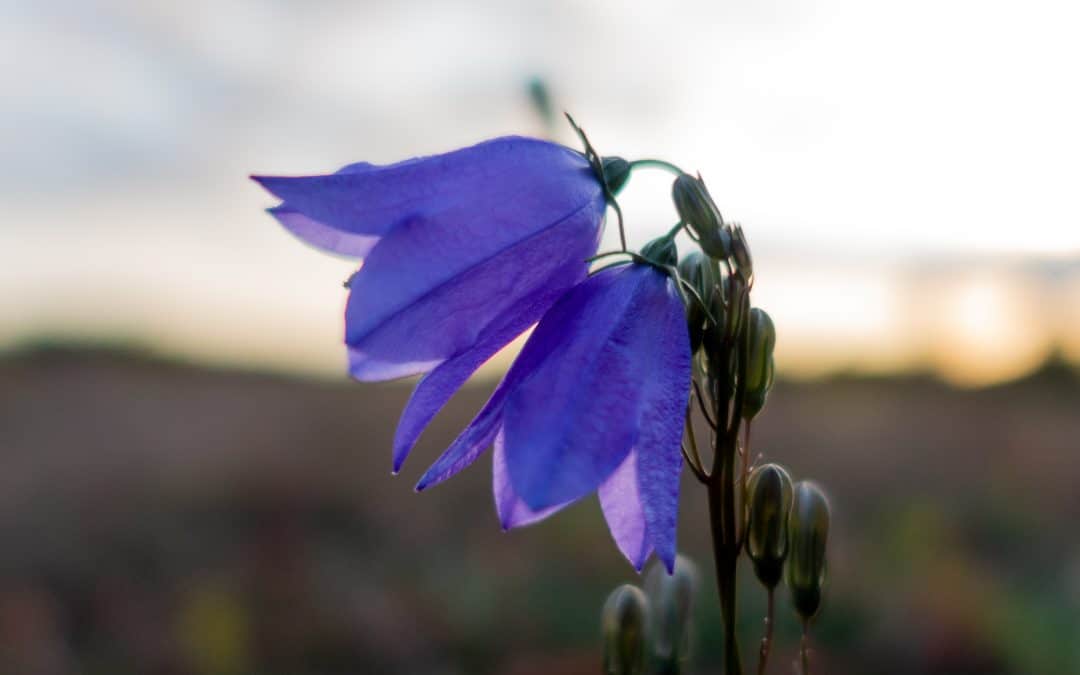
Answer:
602, 156, 632, 196
641, 236, 678, 268
743, 356, 774, 419
724, 275, 747, 343
602, 584, 649, 675
786, 481, 830, 622
742, 308, 776, 419
701, 274, 743, 375
677, 253, 720, 354
644, 556, 699, 666
746, 464, 793, 588
672, 174, 731, 260
676, 251, 712, 295
700, 226, 733, 262
731, 224, 753, 281
701, 298, 727, 372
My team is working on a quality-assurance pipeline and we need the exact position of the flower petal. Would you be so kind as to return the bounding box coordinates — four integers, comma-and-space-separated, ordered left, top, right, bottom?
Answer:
413, 404, 501, 492
502, 265, 682, 511
267, 205, 379, 258
598, 449, 653, 570
252, 137, 595, 256
630, 278, 692, 572
493, 429, 571, 530
346, 196, 602, 381
256, 161, 379, 256
413, 265, 603, 492
390, 272, 581, 472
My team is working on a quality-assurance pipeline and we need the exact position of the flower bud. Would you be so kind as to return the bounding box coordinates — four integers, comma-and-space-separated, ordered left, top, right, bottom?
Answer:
742, 308, 776, 419
602, 584, 649, 675
644, 556, 698, 665
701, 289, 729, 374
724, 275, 747, 343
602, 156, 632, 196
677, 252, 720, 354
641, 236, 678, 268
746, 464, 793, 588
786, 481, 830, 621
743, 356, 774, 419
731, 224, 753, 281
672, 174, 731, 260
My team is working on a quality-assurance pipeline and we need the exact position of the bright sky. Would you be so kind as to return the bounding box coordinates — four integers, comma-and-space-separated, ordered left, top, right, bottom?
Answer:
2, 0, 1078, 386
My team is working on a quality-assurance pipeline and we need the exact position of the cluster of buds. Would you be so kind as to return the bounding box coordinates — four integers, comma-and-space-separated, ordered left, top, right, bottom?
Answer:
670, 173, 771, 429
584, 151, 832, 675
746, 467, 831, 621
744, 467, 830, 675
669, 171, 831, 675
601, 557, 699, 675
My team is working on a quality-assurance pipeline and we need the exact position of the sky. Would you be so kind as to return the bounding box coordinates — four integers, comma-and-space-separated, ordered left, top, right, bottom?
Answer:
2, 0, 1079, 386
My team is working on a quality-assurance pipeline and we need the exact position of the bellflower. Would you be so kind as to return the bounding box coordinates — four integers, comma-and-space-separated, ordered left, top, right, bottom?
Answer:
415, 263, 692, 571
252, 137, 608, 470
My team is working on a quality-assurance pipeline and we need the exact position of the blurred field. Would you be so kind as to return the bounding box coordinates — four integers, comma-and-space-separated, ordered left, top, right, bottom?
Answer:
0, 344, 1077, 675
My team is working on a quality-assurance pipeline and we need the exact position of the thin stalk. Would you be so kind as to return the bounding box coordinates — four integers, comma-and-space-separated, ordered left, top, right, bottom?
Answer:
800, 622, 810, 675
739, 421, 753, 543
683, 442, 709, 483
705, 290, 753, 675
682, 406, 708, 473
708, 431, 742, 675
683, 408, 708, 481
610, 198, 628, 252
756, 588, 774, 675
693, 378, 718, 430
628, 158, 686, 176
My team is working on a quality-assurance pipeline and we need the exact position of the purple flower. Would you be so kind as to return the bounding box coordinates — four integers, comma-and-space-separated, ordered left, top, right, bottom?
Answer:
415, 263, 692, 571
252, 137, 607, 470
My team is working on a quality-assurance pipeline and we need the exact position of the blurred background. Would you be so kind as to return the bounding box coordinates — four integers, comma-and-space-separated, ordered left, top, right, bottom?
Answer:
2, 0, 1078, 673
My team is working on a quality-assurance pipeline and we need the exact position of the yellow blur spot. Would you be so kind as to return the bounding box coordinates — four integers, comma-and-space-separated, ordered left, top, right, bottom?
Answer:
929, 275, 1054, 387
1061, 272, 1080, 365
176, 584, 252, 675
755, 267, 918, 379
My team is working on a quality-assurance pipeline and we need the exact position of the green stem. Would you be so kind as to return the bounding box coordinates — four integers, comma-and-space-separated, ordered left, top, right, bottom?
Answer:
629, 158, 687, 176
800, 622, 810, 675
708, 430, 742, 675
756, 588, 774, 675
609, 197, 628, 252
704, 288, 753, 675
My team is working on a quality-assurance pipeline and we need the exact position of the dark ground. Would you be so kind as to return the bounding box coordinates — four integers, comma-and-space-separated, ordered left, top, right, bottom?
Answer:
1, 344, 1077, 675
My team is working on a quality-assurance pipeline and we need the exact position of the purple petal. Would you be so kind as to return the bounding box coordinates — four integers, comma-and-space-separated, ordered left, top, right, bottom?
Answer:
413, 264, 600, 491
346, 196, 602, 381
256, 161, 379, 256
413, 377, 508, 492
493, 429, 570, 529
598, 449, 653, 570
346, 347, 442, 382
415, 261, 690, 571
252, 137, 596, 256
630, 276, 692, 572
390, 273, 580, 472
268, 205, 379, 258
502, 265, 674, 510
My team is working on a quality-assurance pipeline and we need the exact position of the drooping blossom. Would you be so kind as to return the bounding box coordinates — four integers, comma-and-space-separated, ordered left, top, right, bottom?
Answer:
252, 137, 607, 470
415, 263, 692, 571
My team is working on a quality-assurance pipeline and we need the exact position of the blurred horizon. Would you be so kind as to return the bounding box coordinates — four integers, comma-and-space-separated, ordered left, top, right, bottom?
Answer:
3, 0, 1079, 388
2, 340, 1078, 674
